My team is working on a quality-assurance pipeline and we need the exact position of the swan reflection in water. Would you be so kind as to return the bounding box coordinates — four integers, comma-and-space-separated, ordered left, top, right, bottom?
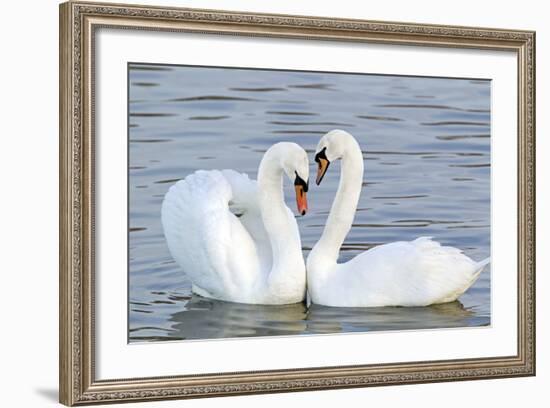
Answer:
165, 294, 486, 341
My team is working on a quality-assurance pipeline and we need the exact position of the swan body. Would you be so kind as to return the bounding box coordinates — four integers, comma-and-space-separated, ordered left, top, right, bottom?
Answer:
161, 143, 309, 305
307, 130, 490, 307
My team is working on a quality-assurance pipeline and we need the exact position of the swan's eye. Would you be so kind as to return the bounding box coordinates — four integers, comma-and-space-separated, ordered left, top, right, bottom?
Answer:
314, 147, 328, 164
294, 171, 309, 192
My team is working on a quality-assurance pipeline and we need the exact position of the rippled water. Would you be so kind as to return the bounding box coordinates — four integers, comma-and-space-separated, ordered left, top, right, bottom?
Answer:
128, 63, 491, 342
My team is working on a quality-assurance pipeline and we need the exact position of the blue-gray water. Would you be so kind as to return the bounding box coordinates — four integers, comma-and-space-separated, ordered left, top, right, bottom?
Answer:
128, 63, 491, 342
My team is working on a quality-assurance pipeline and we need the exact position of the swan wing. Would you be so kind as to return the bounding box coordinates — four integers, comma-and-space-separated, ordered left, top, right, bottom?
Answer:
221, 169, 272, 272
161, 170, 262, 301
405, 237, 488, 304
221, 169, 260, 215
328, 237, 487, 307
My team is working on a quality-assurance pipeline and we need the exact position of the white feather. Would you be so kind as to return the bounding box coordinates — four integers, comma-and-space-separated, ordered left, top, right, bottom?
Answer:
307, 130, 489, 307
161, 143, 308, 304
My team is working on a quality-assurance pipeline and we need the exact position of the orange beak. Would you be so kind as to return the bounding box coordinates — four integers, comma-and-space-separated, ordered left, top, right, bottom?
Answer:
316, 157, 330, 185
295, 185, 308, 216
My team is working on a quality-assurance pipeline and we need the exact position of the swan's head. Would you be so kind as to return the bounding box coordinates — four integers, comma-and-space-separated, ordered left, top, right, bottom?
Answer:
261, 142, 310, 215
275, 142, 309, 216
314, 129, 356, 185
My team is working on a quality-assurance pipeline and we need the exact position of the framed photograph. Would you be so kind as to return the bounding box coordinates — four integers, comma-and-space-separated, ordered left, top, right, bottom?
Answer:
59, 1, 535, 405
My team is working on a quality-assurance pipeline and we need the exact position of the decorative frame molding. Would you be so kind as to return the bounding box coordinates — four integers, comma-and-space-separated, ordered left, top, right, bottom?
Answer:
59, 1, 535, 405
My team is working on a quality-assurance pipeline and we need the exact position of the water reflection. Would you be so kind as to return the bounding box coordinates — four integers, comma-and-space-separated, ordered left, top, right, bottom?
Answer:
133, 295, 484, 342
169, 297, 308, 340
306, 301, 479, 333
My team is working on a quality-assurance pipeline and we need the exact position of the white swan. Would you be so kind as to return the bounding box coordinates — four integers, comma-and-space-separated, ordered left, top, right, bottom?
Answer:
307, 129, 490, 307
161, 142, 309, 305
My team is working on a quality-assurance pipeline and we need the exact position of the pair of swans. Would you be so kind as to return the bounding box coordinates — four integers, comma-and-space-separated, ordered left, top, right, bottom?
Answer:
161, 130, 489, 307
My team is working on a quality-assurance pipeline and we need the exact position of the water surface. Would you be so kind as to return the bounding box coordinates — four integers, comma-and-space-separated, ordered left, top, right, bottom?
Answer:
128, 63, 491, 343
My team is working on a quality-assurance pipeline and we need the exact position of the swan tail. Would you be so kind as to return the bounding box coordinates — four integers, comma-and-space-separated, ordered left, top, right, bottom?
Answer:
477, 257, 491, 270
439, 256, 489, 304
468, 257, 490, 284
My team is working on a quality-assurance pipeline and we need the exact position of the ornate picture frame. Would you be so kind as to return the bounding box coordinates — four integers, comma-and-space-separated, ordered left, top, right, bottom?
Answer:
59, 1, 535, 405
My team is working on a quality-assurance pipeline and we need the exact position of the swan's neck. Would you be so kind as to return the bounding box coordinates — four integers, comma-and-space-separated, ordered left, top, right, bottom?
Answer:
309, 142, 363, 269
257, 153, 304, 291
